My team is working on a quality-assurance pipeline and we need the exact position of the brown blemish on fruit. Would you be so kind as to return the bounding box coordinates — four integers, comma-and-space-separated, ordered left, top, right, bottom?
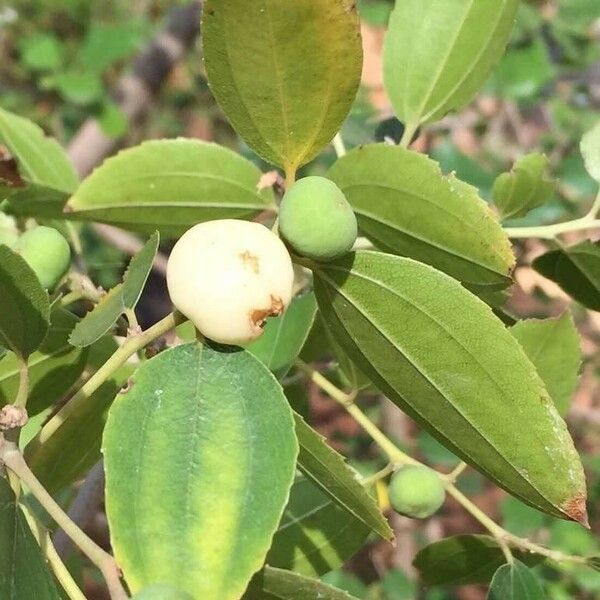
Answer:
239, 250, 260, 274
562, 491, 589, 528
249, 295, 284, 332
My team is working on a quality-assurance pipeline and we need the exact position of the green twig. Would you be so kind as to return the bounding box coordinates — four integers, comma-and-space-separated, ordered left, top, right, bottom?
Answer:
29, 311, 183, 453
361, 463, 395, 487
124, 308, 139, 331
60, 290, 85, 307
504, 190, 600, 240
67, 272, 104, 304
295, 360, 417, 466
399, 122, 418, 148
332, 133, 347, 158
1, 442, 127, 600
21, 503, 86, 600
14, 359, 29, 410
297, 361, 595, 569
504, 216, 600, 240
444, 461, 468, 483
284, 165, 297, 190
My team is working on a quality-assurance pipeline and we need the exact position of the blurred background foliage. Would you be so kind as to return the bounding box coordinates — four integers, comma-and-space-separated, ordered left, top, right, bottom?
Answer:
1, 1, 600, 599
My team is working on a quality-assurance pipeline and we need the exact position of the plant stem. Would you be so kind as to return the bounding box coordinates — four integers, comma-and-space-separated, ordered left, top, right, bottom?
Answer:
586, 189, 600, 219
399, 122, 418, 148
14, 359, 29, 409
361, 463, 395, 486
297, 362, 597, 568
21, 503, 87, 600
503, 532, 587, 566
124, 307, 139, 331
504, 216, 600, 239
445, 484, 513, 563
67, 272, 104, 303
296, 360, 417, 466
284, 165, 297, 190
60, 290, 85, 307
29, 311, 183, 452
1, 442, 127, 600
445, 461, 468, 483
504, 190, 600, 240
332, 133, 347, 158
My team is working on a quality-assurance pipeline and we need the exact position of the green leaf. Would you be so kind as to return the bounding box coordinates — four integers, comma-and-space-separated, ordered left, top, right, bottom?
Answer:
586, 557, 600, 572
488, 561, 546, 599
313, 251, 587, 522
413, 535, 544, 587
0, 307, 88, 415
500, 497, 546, 537
202, 0, 362, 171
533, 241, 600, 311
20, 34, 64, 71
0, 107, 78, 193
69, 232, 159, 347
322, 315, 371, 392
0, 477, 62, 599
581, 122, 600, 182
0, 245, 50, 359
294, 413, 392, 541
245, 566, 360, 600
81, 23, 145, 72
268, 476, 369, 577
383, 0, 519, 129
66, 140, 274, 236
321, 571, 368, 598
26, 367, 132, 494
103, 343, 298, 599
381, 569, 417, 600
327, 145, 515, 293
488, 39, 556, 101
510, 314, 581, 416
247, 292, 317, 377
493, 154, 556, 220
52, 72, 104, 106
98, 102, 128, 138
430, 140, 496, 200
6, 186, 71, 221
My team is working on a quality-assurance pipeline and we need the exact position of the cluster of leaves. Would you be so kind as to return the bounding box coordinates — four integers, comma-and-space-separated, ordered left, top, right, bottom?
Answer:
1, 0, 210, 146
1, 1, 600, 599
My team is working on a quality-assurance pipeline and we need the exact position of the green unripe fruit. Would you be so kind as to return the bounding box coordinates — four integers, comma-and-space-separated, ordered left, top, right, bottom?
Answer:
279, 176, 357, 262
388, 466, 445, 519
15, 226, 71, 290
131, 584, 193, 600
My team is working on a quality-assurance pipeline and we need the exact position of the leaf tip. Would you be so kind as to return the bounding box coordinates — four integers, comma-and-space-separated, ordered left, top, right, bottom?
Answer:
563, 491, 589, 528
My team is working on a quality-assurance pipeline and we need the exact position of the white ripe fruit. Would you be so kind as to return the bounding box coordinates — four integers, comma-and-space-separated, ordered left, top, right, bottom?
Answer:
167, 219, 295, 345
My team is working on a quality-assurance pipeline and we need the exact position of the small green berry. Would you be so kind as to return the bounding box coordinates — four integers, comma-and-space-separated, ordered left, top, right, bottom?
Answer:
15, 226, 71, 290
388, 466, 445, 519
279, 176, 357, 262
131, 584, 194, 600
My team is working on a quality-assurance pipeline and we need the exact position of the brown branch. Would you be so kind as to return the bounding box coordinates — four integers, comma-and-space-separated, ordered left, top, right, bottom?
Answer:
67, 1, 202, 178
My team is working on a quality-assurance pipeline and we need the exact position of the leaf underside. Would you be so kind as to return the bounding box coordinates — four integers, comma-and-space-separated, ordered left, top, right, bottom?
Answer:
314, 251, 587, 523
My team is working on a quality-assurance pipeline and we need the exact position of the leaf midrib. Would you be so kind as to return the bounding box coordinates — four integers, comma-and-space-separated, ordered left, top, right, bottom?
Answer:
346, 181, 510, 271
317, 260, 555, 511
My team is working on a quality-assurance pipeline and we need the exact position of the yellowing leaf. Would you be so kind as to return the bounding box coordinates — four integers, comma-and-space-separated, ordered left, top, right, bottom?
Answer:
203, 0, 362, 171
